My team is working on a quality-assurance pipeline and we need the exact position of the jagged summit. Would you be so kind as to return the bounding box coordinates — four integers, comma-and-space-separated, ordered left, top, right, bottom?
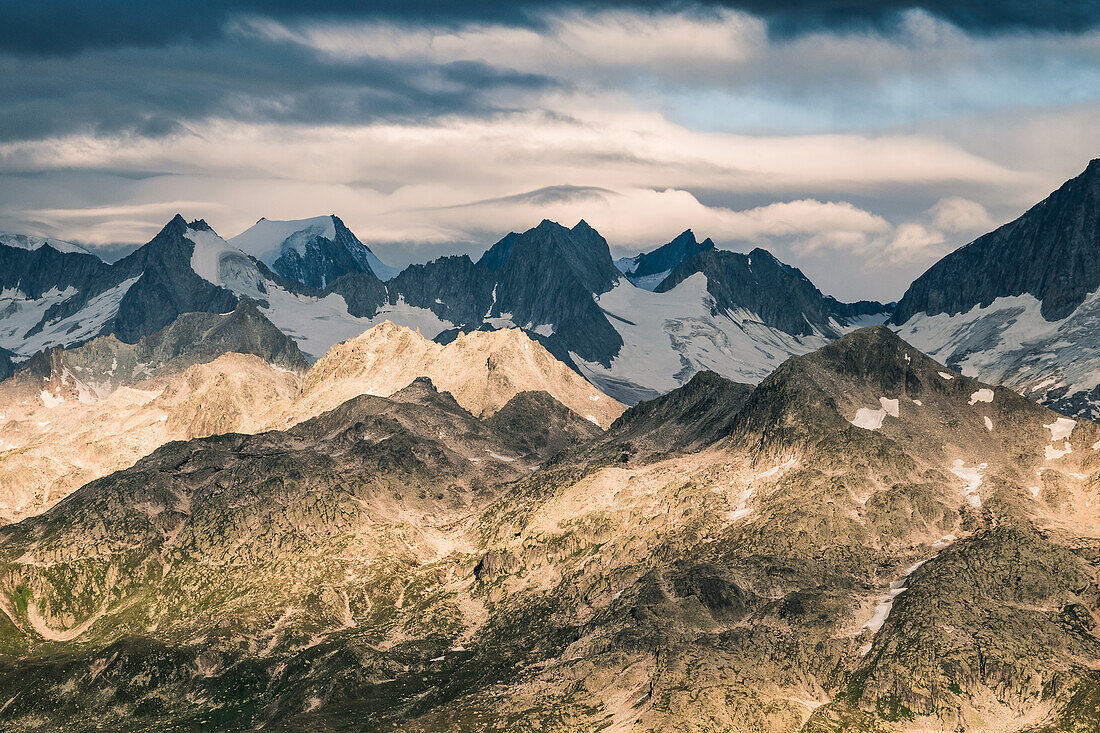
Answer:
157, 213, 213, 236
656, 247, 891, 338
616, 229, 716, 289
478, 219, 621, 296
297, 320, 624, 427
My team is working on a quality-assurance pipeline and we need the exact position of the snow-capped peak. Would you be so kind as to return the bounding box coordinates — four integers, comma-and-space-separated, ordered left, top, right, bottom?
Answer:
228, 216, 337, 264
228, 214, 398, 284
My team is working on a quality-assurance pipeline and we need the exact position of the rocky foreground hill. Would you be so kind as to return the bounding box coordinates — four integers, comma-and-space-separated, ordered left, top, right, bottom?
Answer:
0, 326, 1096, 731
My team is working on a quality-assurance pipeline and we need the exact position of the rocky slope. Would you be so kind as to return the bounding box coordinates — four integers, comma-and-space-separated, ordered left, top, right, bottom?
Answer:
0, 327, 1096, 731
597, 369, 754, 455
0, 378, 596, 731
893, 159, 1100, 420
422, 326, 1099, 732
0, 353, 300, 523
0, 323, 620, 522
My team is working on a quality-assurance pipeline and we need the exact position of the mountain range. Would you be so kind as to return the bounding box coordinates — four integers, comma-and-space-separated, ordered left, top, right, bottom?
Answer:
0, 213, 892, 406
4, 160, 1095, 420
0, 159, 1097, 730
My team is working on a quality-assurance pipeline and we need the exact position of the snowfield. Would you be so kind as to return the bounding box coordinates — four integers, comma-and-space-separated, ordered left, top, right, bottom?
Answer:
571, 273, 877, 401
895, 289, 1100, 418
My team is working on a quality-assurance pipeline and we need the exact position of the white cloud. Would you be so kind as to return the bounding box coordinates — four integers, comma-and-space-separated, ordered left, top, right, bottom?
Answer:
928, 196, 995, 232
0, 109, 1010, 256
1, 8, 1097, 301
236, 8, 1100, 134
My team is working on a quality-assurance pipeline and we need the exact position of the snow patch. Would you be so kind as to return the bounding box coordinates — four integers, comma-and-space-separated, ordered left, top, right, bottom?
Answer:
0, 231, 89, 255
851, 408, 886, 431
895, 291, 1100, 417
229, 216, 335, 262
1045, 442, 1072, 460
950, 459, 986, 508
938, 371, 954, 380
859, 538, 953, 654
753, 458, 798, 483
572, 274, 844, 399
1044, 417, 1076, 442
968, 388, 994, 405
730, 486, 755, 521
879, 397, 899, 417
1031, 376, 1057, 393
983, 416, 993, 432
39, 390, 64, 408
629, 270, 673, 291
4, 278, 137, 357
186, 228, 240, 286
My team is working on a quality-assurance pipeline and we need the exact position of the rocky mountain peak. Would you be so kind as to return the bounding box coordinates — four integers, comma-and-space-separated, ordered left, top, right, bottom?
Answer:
893, 158, 1100, 324
619, 229, 717, 286
603, 369, 754, 452
657, 248, 888, 338
298, 323, 623, 427
487, 219, 620, 296
389, 374, 449, 405
793, 324, 936, 394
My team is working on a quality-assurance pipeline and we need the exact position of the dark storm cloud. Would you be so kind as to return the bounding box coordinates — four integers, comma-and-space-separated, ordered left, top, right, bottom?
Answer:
1, 1, 1096, 56
0, 35, 554, 145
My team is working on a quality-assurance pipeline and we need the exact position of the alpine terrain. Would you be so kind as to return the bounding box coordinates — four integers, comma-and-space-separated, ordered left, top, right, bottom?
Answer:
3, 2, 1095, 730
0, 321, 621, 523
0, 160, 1098, 732
0, 326, 1097, 732
0, 216, 890, 404
894, 159, 1100, 420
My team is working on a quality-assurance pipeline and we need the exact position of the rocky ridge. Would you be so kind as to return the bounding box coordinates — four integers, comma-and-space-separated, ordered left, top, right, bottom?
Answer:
0, 322, 622, 522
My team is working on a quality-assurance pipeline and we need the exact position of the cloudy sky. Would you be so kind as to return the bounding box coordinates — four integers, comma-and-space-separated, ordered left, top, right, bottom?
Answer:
1, 1, 1097, 301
